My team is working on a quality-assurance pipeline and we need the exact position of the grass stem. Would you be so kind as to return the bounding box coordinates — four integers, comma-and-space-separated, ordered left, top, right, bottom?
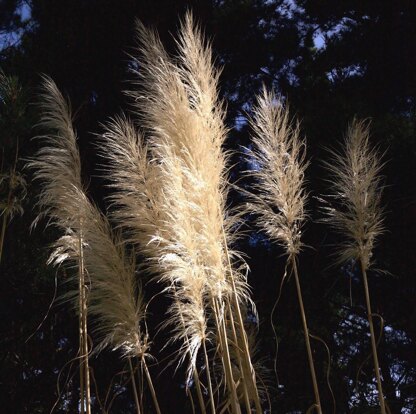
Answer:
193, 368, 207, 414
213, 298, 241, 414
142, 357, 161, 414
0, 211, 8, 265
128, 357, 142, 414
360, 259, 386, 414
78, 229, 91, 414
222, 226, 262, 412
202, 338, 216, 414
291, 257, 322, 414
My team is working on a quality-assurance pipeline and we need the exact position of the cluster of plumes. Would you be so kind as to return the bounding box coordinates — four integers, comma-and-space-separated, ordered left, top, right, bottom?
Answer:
30, 15, 259, 407
245, 88, 308, 257
101, 13, 251, 379
321, 119, 384, 270
30, 78, 147, 359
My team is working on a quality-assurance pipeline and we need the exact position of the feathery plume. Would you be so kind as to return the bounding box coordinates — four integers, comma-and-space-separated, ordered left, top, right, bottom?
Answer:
31, 79, 149, 358
246, 88, 322, 414
100, 114, 164, 261
28, 76, 92, 414
321, 119, 386, 414
101, 13, 260, 411
30, 77, 154, 413
321, 119, 384, 270
246, 87, 307, 257
30, 76, 84, 232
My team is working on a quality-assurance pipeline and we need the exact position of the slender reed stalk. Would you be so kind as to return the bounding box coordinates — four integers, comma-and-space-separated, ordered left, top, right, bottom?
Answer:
321, 119, 386, 413
360, 259, 386, 414
246, 87, 322, 413
202, 338, 216, 414
222, 226, 262, 412
142, 358, 162, 414
29, 77, 92, 413
212, 299, 241, 414
129, 357, 142, 414
0, 209, 8, 263
292, 257, 322, 414
78, 226, 91, 414
78, 258, 85, 414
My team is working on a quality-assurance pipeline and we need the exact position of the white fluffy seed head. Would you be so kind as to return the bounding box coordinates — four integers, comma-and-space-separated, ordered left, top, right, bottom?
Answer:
31, 78, 148, 359
109, 12, 253, 379
246, 87, 308, 256
321, 119, 384, 270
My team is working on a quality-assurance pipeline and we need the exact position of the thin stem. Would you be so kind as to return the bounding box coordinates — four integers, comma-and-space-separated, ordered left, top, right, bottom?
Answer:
188, 385, 196, 414
212, 298, 241, 414
79, 229, 91, 414
222, 226, 262, 413
0, 211, 8, 264
78, 242, 85, 414
142, 357, 162, 414
291, 256, 322, 414
226, 301, 252, 414
193, 368, 207, 414
360, 259, 386, 414
202, 338, 216, 414
128, 357, 142, 414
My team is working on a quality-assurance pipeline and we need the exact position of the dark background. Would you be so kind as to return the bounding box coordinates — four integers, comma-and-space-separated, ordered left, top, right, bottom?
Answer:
0, 1, 415, 413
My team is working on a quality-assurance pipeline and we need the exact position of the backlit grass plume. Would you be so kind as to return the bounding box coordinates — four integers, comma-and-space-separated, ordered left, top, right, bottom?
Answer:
100, 114, 164, 261
246, 88, 322, 414
321, 119, 384, 270
50, 195, 161, 414
30, 77, 159, 414
246, 88, 307, 256
29, 76, 92, 414
321, 119, 386, 414
101, 13, 262, 413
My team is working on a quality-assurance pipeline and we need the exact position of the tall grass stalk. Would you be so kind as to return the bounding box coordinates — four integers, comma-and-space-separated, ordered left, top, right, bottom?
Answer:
128, 357, 142, 414
78, 226, 90, 414
32, 77, 163, 414
321, 119, 386, 414
246, 88, 322, 413
29, 77, 91, 413
101, 13, 261, 412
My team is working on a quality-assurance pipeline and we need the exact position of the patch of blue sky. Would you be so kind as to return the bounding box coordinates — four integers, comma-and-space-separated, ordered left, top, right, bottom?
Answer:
0, 2, 32, 51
